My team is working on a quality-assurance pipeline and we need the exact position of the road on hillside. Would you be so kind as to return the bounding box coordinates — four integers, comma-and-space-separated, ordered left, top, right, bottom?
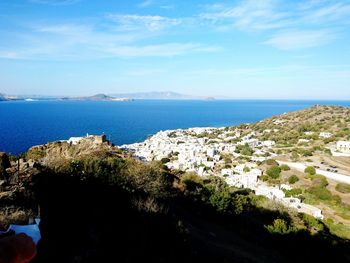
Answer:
277, 161, 350, 184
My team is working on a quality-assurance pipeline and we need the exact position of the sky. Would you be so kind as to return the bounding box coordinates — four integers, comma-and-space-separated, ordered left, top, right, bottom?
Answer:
0, 0, 350, 99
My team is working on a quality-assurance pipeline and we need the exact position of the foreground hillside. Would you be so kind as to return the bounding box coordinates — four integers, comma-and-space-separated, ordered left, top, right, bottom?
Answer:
0, 127, 350, 262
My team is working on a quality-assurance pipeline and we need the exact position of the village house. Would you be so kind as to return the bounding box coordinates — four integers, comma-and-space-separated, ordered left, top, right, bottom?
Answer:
336, 141, 350, 153
319, 132, 333, 139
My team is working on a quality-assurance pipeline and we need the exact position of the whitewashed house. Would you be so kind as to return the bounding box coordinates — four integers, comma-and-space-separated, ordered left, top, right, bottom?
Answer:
255, 185, 285, 200
319, 132, 333, 139
221, 169, 234, 177
262, 140, 276, 148
336, 141, 350, 153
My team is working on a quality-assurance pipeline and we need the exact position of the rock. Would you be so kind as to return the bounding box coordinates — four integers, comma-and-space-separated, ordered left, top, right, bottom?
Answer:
0, 152, 11, 180
0, 152, 11, 170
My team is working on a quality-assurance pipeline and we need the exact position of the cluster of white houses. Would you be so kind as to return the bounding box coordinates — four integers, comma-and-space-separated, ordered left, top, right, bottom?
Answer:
120, 127, 324, 219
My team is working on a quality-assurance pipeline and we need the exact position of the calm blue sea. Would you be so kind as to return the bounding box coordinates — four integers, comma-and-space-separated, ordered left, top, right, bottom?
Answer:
0, 100, 349, 155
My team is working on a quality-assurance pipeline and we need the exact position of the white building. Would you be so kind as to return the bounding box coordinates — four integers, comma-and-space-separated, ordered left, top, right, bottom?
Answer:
282, 198, 323, 219
221, 169, 234, 177
67, 137, 84, 145
262, 140, 276, 148
255, 185, 285, 200
336, 141, 350, 153
319, 132, 333, 139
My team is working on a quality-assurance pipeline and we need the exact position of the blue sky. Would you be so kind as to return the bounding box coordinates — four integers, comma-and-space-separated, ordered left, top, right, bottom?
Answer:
0, 0, 350, 99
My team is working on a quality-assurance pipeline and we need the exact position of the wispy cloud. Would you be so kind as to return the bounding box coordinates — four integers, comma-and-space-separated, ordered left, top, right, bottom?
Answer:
106, 14, 181, 32
105, 43, 219, 58
0, 20, 219, 60
200, 0, 292, 32
29, 0, 81, 5
263, 30, 336, 50
199, 0, 350, 50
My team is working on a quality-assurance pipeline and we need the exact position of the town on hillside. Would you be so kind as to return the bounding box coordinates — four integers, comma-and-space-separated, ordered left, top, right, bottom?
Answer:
121, 105, 350, 222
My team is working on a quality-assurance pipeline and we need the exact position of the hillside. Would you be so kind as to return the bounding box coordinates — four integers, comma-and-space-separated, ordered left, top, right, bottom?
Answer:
0, 125, 350, 262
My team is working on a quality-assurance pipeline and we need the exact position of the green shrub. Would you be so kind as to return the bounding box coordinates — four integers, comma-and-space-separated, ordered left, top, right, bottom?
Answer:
160, 157, 170, 164
181, 173, 204, 192
288, 175, 299, 184
335, 183, 350, 194
235, 144, 253, 156
266, 166, 281, 179
280, 164, 290, 171
312, 175, 328, 187
302, 214, 324, 232
302, 150, 313, 157
265, 219, 296, 234
307, 186, 333, 201
304, 166, 316, 175
243, 166, 251, 173
284, 188, 302, 197
265, 159, 279, 166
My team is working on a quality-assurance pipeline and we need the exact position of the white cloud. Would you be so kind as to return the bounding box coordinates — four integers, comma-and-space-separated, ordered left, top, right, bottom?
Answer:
200, 0, 292, 32
106, 14, 181, 32
263, 30, 335, 50
106, 43, 219, 58
0, 20, 219, 60
199, 0, 350, 50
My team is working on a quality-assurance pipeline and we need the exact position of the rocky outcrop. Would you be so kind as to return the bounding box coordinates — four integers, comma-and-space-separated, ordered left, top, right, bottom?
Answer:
27, 136, 118, 170
0, 153, 11, 180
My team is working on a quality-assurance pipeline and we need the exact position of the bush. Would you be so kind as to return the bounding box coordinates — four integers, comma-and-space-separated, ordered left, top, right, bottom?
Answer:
280, 164, 290, 171
266, 166, 281, 179
284, 188, 302, 197
265, 219, 296, 234
304, 166, 316, 175
288, 175, 299, 184
235, 144, 253, 156
160, 158, 170, 164
307, 186, 333, 201
302, 150, 313, 157
302, 214, 324, 232
335, 183, 350, 194
243, 166, 251, 173
265, 159, 278, 166
181, 173, 204, 192
312, 175, 328, 188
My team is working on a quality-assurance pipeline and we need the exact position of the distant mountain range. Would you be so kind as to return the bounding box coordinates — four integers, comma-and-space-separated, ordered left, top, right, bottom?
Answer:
0, 91, 215, 101
109, 91, 208, 100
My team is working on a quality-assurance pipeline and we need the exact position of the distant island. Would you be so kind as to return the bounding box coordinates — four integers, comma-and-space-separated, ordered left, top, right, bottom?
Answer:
0, 91, 214, 102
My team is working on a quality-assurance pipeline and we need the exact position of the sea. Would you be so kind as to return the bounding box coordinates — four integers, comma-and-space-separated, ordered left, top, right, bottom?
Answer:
1, 100, 350, 155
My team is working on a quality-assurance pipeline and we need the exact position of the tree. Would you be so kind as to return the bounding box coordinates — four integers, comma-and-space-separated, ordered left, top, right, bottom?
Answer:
304, 166, 316, 175
266, 166, 281, 179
